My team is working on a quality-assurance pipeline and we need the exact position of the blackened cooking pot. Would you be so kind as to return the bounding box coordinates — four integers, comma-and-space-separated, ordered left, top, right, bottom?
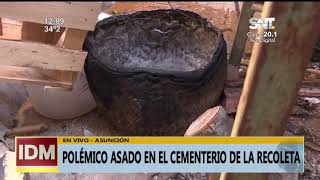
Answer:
84, 9, 227, 135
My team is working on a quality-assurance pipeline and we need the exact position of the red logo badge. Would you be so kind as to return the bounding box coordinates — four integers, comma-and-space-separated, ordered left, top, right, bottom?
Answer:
16, 137, 57, 167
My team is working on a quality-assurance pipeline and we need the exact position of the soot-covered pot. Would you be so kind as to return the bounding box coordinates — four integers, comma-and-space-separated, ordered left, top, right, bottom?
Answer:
84, 9, 227, 135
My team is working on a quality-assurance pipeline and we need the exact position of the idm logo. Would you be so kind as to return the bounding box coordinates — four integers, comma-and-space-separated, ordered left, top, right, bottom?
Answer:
249, 17, 275, 30
16, 137, 58, 167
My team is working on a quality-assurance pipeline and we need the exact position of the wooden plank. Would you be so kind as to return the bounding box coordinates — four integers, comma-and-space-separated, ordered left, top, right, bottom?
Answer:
251, 3, 263, 12
221, 2, 320, 180
228, 2, 255, 66
53, 27, 87, 90
227, 2, 255, 81
52, 27, 85, 91
53, 27, 85, 91
0, 39, 87, 71
306, 68, 320, 76
51, 26, 66, 45
299, 87, 320, 97
0, 18, 22, 40
62, 28, 88, 50
0, 65, 74, 88
0, 18, 3, 36
0, 2, 101, 30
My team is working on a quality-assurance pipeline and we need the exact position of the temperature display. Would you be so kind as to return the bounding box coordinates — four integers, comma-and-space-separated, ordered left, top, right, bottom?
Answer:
44, 25, 61, 33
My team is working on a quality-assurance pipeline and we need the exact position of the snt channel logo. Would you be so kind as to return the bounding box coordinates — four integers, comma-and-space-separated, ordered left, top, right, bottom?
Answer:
249, 17, 276, 30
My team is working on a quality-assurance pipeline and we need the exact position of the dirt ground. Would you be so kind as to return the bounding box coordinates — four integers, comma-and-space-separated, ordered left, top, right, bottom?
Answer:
0, 1, 320, 180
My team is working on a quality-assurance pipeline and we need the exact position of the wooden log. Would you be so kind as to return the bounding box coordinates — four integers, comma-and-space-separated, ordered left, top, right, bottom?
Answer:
0, 39, 86, 71
0, 2, 102, 30
185, 106, 234, 136
0, 65, 75, 88
185, 106, 234, 180
5, 124, 48, 137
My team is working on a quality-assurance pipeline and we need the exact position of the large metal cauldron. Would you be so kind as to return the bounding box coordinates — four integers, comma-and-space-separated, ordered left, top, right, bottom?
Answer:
84, 9, 227, 135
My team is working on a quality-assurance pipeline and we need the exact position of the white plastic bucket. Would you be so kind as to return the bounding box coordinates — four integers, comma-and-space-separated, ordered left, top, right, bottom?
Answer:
25, 71, 96, 120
